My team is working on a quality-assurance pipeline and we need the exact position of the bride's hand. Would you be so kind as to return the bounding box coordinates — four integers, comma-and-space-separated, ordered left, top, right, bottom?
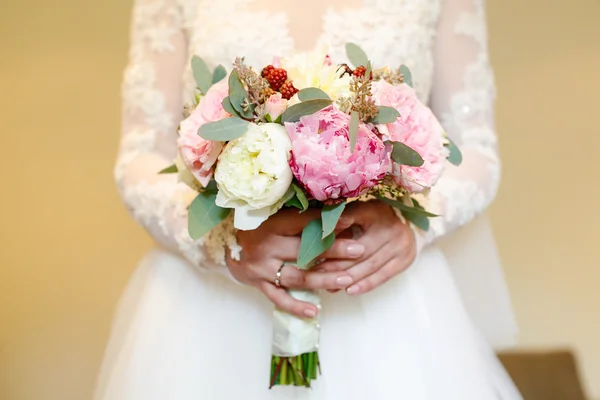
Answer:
315, 201, 417, 295
226, 208, 365, 318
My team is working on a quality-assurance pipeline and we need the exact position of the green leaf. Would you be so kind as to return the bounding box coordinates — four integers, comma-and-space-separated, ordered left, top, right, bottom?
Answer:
365, 61, 372, 79
297, 219, 335, 268
203, 180, 218, 194
188, 192, 231, 239
377, 196, 438, 217
400, 64, 413, 88
321, 201, 346, 239
228, 70, 254, 119
191, 55, 212, 95
281, 99, 332, 123
349, 111, 359, 152
345, 43, 369, 68
285, 196, 304, 210
293, 184, 309, 211
372, 106, 400, 124
446, 136, 463, 166
387, 141, 424, 167
198, 117, 249, 141
402, 210, 430, 231
297, 87, 331, 101
221, 96, 242, 118
212, 65, 227, 84
158, 164, 178, 174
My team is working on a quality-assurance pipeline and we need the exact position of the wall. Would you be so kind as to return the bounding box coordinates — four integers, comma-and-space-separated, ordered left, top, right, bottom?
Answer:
0, 0, 598, 399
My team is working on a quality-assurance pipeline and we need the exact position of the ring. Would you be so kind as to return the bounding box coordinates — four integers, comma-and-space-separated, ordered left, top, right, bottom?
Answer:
274, 264, 286, 288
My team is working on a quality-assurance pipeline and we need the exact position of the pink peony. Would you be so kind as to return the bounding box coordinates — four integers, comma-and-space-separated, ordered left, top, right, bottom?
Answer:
177, 79, 229, 187
264, 93, 287, 121
371, 80, 448, 193
285, 106, 391, 201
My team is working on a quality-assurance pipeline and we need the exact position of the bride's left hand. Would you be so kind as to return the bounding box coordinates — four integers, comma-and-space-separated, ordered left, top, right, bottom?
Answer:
316, 200, 417, 295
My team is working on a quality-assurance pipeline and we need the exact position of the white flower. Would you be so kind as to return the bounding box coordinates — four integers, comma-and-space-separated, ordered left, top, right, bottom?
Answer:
280, 46, 351, 101
215, 123, 293, 230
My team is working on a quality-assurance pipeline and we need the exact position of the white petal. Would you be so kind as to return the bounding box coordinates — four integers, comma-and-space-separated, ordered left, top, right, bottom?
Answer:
233, 206, 272, 230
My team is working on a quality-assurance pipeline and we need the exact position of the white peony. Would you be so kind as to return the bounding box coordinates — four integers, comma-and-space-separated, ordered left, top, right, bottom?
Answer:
215, 123, 293, 230
280, 46, 351, 101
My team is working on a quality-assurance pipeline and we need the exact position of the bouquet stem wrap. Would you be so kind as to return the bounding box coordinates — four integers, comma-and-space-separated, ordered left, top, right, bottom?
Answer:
270, 263, 321, 388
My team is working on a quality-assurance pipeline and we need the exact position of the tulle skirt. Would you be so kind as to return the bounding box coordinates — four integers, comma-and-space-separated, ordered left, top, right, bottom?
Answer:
94, 246, 522, 400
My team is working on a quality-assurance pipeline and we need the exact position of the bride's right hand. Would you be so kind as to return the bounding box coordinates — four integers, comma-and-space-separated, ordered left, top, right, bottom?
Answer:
226, 209, 364, 318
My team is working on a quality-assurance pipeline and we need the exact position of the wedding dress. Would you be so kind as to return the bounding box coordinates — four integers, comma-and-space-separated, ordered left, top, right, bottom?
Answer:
95, 0, 522, 398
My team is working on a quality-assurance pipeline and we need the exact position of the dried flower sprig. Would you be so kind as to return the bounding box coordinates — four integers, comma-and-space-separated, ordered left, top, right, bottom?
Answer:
337, 74, 379, 122
233, 57, 271, 107
372, 66, 405, 85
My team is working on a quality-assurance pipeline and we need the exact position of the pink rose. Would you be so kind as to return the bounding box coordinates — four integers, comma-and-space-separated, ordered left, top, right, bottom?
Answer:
285, 106, 391, 201
177, 80, 229, 187
371, 80, 447, 192
264, 93, 287, 121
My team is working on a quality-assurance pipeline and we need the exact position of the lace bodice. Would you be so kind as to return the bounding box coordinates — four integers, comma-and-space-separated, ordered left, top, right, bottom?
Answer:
115, 0, 500, 271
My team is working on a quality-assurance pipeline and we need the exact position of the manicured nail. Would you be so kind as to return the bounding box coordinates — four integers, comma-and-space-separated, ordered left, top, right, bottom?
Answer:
336, 276, 353, 286
346, 286, 360, 295
347, 244, 365, 257
304, 309, 317, 318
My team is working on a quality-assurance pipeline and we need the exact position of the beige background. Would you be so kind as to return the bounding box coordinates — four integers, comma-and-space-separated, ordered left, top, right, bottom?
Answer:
1, 0, 598, 399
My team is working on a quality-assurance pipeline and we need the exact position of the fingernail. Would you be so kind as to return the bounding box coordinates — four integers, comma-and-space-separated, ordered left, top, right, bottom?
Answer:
336, 276, 353, 286
304, 309, 317, 318
347, 285, 360, 295
346, 244, 365, 257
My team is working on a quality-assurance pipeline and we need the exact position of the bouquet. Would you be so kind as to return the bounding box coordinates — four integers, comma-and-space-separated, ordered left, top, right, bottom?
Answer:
160, 43, 462, 388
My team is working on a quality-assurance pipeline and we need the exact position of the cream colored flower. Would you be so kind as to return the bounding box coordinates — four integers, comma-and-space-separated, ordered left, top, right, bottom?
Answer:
280, 46, 351, 101
214, 123, 293, 230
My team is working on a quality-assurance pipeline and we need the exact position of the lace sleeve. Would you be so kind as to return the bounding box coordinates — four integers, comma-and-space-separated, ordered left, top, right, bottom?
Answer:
115, 0, 240, 273
419, 0, 500, 246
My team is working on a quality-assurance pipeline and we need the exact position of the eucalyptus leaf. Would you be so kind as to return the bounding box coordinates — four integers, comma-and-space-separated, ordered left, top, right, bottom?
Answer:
349, 111, 359, 152
203, 180, 218, 194
372, 106, 400, 124
212, 65, 227, 84
446, 136, 463, 166
400, 65, 413, 88
293, 184, 309, 211
402, 210, 430, 231
387, 141, 424, 167
228, 71, 253, 118
188, 192, 231, 240
191, 55, 212, 95
281, 99, 332, 123
377, 196, 438, 217
221, 97, 241, 118
365, 61, 372, 79
321, 201, 346, 239
297, 218, 335, 268
285, 196, 304, 210
298, 87, 331, 101
198, 117, 249, 141
158, 164, 178, 174
345, 43, 369, 68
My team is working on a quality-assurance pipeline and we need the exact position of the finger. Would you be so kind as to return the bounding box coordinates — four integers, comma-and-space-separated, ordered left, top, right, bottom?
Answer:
346, 258, 403, 296
315, 224, 391, 272
277, 265, 354, 291
320, 238, 365, 259
260, 281, 318, 319
342, 241, 397, 292
263, 208, 321, 236
341, 201, 381, 229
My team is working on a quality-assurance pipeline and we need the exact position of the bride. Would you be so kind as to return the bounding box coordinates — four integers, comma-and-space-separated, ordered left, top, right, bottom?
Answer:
95, 0, 522, 398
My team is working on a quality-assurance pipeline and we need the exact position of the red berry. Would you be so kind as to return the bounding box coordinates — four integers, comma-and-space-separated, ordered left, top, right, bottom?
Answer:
353, 66, 367, 78
279, 81, 299, 100
261, 65, 275, 78
266, 68, 288, 91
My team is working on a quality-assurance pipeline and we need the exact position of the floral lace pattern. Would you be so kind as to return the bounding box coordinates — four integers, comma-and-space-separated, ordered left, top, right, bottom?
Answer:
115, 0, 500, 273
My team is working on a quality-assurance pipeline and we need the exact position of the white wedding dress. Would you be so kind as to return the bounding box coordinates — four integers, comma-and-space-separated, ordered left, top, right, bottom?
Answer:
95, 0, 522, 398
